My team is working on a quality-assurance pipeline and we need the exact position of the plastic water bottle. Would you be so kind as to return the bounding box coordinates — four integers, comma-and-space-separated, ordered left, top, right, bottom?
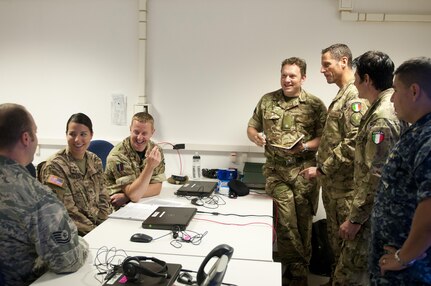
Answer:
193, 152, 201, 179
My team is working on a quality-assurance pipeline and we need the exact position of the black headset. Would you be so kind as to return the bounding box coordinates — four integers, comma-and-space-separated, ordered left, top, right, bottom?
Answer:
122, 256, 169, 281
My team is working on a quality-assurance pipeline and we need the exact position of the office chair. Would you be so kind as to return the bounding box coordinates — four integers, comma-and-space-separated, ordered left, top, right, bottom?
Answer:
26, 163, 36, 178
88, 140, 114, 170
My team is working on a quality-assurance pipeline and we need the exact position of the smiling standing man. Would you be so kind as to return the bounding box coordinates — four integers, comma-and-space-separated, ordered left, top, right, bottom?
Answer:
105, 112, 166, 208
247, 57, 327, 285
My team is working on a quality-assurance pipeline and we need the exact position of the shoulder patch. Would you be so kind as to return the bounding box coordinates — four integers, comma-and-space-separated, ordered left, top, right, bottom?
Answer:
351, 102, 362, 112
51, 230, 71, 244
372, 131, 385, 144
47, 175, 64, 187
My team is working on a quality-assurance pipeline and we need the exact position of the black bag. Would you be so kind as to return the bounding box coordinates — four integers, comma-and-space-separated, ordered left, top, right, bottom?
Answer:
309, 219, 334, 277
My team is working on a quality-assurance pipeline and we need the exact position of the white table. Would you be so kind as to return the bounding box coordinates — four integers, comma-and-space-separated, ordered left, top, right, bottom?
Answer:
84, 183, 274, 262
32, 248, 282, 286
84, 213, 273, 262
32, 182, 279, 285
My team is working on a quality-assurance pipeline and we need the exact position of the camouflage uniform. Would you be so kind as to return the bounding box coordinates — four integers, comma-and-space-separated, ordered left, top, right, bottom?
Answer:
334, 89, 407, 285
0, 155, 88, 286
248, 88, 327, 280
41, 148, 112, 236
105, 137, 166, 196
370, 112, 431, 285
316, 81, 368, 282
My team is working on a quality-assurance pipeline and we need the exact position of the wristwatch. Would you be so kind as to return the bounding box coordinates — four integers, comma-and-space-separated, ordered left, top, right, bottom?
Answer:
301, 142, 309, 152
394, 249, 416, 267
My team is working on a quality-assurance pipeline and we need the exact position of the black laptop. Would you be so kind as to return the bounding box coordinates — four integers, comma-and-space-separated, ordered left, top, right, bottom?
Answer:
142, 206, 197, 231
175, 181, 218, 197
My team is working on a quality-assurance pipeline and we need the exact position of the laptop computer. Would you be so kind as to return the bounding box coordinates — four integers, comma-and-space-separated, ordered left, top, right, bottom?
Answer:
142, 206, 197, 231
175, 181, 217, 197
103, 262, 182, 286
242, 162, 266, 190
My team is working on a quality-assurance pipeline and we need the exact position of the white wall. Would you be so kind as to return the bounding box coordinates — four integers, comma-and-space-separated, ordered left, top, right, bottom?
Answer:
147, 0, 431, 147
0, 0, 139, 145
1, 0, 431, 221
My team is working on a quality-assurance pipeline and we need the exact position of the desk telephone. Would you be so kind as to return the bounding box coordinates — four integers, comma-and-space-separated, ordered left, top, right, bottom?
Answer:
196, 244, 234, 286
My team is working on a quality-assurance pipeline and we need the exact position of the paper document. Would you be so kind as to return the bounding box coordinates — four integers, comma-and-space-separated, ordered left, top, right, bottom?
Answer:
270, 135, 304, 150
109, 199, 185, 221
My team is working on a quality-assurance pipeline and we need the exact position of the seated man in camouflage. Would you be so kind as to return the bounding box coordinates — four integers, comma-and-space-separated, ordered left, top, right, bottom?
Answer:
105, 112, 166, 208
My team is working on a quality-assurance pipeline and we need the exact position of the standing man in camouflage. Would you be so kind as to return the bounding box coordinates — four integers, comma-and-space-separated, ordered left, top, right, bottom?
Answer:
248, 57, 327, 285
105, 112, 166, 208
300, 43, 368, 285
0, 103, 88, 286
370, 57, 431, 285
335, 51, 407, 285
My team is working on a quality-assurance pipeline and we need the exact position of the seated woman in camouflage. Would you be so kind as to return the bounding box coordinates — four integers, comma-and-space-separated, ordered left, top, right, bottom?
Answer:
40, 113, 112, 235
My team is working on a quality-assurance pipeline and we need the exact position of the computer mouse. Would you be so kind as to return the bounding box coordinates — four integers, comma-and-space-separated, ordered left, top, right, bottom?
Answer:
130, 233, 153, 243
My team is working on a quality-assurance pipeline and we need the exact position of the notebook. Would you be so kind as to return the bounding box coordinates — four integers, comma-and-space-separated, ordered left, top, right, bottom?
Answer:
103, 262, 182, 286
175, 181, 218, 197
142, 206, 197, 231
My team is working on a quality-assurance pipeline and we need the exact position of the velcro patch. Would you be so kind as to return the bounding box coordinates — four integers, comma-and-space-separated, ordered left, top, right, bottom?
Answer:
47, 175, 64, 187
51, 230, 71, 244
116, 163, 124, 172
350, 113, 361, 127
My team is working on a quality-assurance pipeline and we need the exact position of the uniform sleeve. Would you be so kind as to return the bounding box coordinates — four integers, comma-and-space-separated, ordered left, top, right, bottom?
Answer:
321, 98, 368, 176
415, 137, 431, 202
149, 145, 166, 183
41, 162, 96, 235
94, 161, 113, 223
350, 118, 402, 224
105, 151, 137, 195
314, 99, 328, 138
248, 97, 264, 131
29, 187, 89, 274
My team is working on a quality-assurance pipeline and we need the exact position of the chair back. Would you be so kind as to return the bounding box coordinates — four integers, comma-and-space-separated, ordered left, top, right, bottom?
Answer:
88, 140, 114, 170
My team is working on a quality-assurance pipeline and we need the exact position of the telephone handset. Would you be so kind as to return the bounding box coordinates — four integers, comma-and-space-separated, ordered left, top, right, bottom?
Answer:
196, 244, 234, 286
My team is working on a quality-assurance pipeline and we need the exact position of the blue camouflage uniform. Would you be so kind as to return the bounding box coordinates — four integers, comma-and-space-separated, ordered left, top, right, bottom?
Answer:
0, 156, 88, 286
370, 112, 431, 285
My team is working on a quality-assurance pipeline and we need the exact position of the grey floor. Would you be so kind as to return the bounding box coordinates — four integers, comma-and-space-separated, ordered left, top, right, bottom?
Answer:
308, 272, 330, 286
274, 251, 330, 286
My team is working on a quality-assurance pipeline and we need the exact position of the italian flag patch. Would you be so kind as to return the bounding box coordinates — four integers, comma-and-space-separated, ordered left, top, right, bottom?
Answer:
372, 131, 385, 144
351, 102, 362, 112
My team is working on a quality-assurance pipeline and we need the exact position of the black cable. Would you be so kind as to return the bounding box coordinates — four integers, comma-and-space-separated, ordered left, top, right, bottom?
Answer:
197, 210, 273, 219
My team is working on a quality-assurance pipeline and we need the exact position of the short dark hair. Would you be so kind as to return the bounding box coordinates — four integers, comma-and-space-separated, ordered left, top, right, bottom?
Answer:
66, 113, 93, 134
0, 103, 34, 150
395, 57, 431, 96
281, 57, 307, 76
131, 112, 154, 127
322, 43, 353, 68
353, 51, 394, 91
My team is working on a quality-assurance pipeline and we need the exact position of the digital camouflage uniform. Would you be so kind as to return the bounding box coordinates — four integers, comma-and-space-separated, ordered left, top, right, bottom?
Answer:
105, 137, 166, 196
334, 89, 407, 285
0, 156, 89, 286
41, 148, 113, 236
370, 112, 431, 285
316, 80, 368, 282
248, 88, 327, 280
